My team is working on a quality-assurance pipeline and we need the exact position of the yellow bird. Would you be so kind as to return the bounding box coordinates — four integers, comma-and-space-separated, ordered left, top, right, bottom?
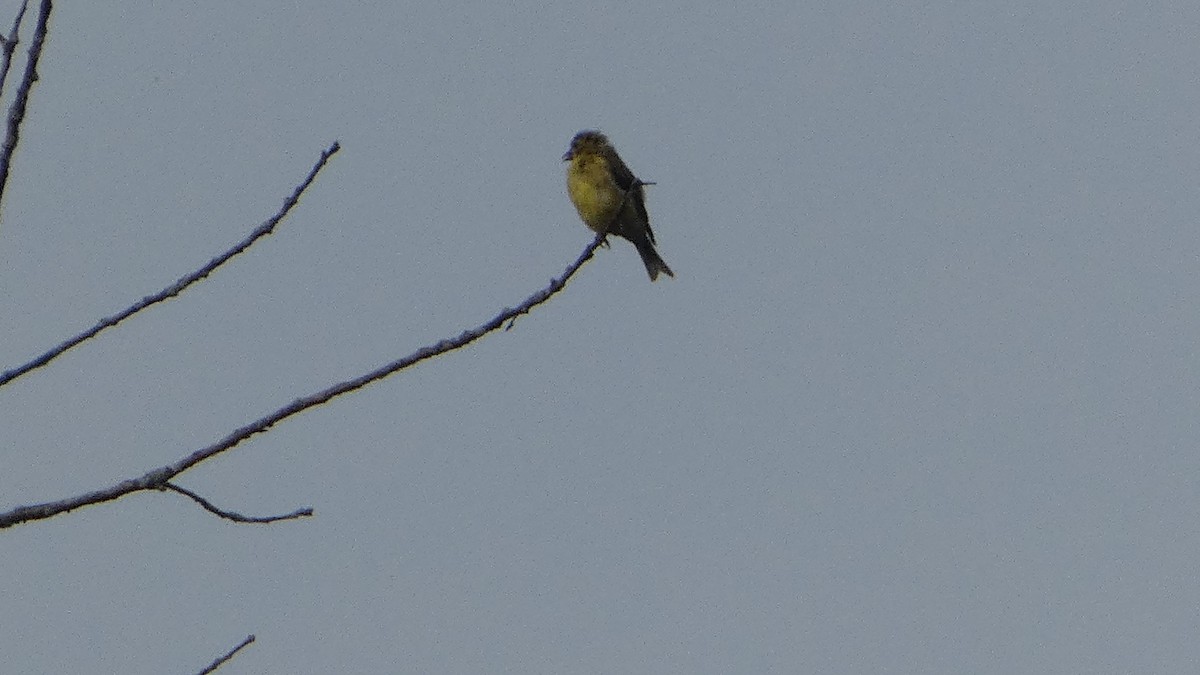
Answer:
563, 131, 674, 281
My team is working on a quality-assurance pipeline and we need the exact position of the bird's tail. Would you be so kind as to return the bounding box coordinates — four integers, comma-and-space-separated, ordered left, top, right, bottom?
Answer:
634, 240, 674, 282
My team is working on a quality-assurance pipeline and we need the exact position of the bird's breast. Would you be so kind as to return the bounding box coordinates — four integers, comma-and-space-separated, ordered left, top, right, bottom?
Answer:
567, 163, 622, 231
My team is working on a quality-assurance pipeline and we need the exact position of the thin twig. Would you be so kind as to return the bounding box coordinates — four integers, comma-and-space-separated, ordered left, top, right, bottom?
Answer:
195, 635, 256, 675
0, 141, 341, 388
0, 0, 30, 96
0, 234, 604, 529
163, 483, 313, 524
0, 0, 48, 222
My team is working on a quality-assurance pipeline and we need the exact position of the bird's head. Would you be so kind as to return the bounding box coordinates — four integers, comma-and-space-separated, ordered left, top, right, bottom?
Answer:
563, 130, 608, 161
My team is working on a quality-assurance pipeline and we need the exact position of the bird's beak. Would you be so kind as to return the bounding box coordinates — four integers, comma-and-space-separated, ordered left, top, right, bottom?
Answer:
562, 149, 573, 161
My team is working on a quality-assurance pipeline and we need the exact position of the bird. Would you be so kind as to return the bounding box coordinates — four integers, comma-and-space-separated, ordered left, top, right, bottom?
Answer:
563, 130, 674, 281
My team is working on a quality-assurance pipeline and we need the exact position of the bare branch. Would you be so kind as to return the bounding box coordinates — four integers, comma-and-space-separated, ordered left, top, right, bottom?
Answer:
0, 0, 48, 220
163, 483, 313, 524
195, 635, 256, 675
0, 234, 604, 529
0, 141, 341, 388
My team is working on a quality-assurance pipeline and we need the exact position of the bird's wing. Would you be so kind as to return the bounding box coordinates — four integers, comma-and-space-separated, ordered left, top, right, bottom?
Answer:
605, 149, 655, 244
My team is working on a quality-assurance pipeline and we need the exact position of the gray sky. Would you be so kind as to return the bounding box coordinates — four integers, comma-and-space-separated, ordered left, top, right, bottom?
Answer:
2, 2, 1200, 673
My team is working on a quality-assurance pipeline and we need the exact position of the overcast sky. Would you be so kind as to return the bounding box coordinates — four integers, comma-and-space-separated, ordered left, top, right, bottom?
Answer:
3, 2, 1200, 673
